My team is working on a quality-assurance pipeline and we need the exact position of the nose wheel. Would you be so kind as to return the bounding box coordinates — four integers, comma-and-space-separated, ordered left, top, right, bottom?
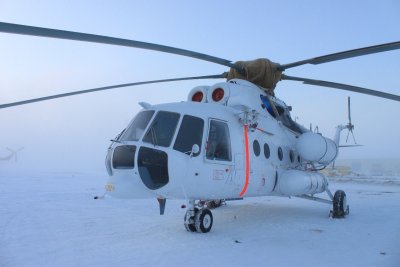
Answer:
195, 209, 213, 233
184, 208, 198, 232
184, 201, 213, 233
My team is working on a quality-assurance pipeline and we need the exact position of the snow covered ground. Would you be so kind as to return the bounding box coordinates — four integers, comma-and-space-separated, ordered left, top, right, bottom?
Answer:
1, 171, 399, 267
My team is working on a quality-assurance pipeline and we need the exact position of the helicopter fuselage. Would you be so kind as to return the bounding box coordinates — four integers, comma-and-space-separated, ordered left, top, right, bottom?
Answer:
105, 79, 334, 201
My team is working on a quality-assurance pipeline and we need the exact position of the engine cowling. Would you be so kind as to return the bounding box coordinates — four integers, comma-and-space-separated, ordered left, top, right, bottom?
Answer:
296, 132, 338, 165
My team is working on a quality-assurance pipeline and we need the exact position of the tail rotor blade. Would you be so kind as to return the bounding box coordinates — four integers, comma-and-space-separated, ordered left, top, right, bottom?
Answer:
350, 129, 357, 144
348, 97, 352, 124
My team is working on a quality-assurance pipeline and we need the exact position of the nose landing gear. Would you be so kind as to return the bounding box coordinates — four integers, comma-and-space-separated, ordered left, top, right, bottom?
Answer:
184, 200, 214, 233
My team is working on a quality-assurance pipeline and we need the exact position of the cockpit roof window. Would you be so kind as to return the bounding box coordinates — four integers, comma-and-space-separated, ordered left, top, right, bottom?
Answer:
143, 111, 180, 147
120, 110, 155, 141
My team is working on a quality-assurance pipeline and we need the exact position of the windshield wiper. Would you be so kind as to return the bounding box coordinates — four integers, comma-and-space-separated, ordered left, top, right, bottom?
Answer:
109, 129, 126, 145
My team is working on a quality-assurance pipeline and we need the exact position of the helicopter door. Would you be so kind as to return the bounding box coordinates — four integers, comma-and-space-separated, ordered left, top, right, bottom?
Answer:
205, 119, 235, 186
206, 120, 232, 162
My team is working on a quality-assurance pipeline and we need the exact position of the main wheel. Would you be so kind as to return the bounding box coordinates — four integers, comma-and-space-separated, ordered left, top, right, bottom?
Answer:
195, 209, 213, 233
184, 208, 198, 232
332, 190, 349, 218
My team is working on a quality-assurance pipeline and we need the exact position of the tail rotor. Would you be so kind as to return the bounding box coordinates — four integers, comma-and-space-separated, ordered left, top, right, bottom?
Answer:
345, 97, 357, 144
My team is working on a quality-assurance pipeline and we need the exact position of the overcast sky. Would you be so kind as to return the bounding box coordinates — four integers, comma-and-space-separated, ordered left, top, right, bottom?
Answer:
0, 0, 399, 173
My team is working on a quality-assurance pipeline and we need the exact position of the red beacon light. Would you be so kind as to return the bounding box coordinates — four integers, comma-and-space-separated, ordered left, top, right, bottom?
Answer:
212, 88, 224, 102
191, 91, 203, 102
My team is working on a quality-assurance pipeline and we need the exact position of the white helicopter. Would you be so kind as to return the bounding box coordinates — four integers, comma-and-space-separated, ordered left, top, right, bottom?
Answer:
1, 22, 399, 233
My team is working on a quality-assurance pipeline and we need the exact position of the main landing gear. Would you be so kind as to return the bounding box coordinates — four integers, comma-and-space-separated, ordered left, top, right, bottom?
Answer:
184, 200, 217, 233
297, 188, 350, 219
331, 190, 350, 218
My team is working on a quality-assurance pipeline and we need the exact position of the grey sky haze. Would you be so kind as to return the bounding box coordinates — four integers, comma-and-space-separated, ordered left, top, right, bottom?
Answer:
0, 0, 399, 173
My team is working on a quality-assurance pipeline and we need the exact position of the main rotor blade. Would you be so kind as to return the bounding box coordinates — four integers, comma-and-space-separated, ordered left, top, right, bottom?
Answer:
280, 41, 400, 70
282, 74, 400, 102
0, 22, 240, 71
0, 74, 225, 109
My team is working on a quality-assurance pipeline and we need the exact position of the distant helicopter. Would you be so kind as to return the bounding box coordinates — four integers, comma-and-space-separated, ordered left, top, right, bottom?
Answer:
1, 22, 399, 233
0, 147, 24, 162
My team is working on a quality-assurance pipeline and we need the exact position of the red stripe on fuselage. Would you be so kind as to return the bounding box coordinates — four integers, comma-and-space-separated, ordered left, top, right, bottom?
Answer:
239, 125, 250, 197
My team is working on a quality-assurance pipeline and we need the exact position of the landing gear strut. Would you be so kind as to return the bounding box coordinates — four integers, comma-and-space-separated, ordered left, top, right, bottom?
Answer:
184, 200, 213, 233
297, 187, 350, 219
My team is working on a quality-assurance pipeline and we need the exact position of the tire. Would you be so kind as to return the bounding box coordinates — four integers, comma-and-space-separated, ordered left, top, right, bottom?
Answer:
184, 208, 198, 232
332, 190, 348, 218
195, 209, 213, 233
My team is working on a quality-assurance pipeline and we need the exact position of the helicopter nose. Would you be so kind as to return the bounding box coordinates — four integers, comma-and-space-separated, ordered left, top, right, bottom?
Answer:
105, 144, 170, 198
105, 144, 158, 199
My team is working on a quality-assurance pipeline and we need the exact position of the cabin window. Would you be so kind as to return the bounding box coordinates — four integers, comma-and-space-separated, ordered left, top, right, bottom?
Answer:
120, 110, 155, 141
173, 115, 204, 157
289, 150, 295, 163
143, 111, 180, 147
278, 147, 283, 161
253, 140, 260, 156
264, 143, 270, 159
206, 120, 232, 161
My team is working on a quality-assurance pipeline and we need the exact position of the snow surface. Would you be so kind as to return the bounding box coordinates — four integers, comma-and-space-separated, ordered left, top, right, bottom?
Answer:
1, 171, 399, 267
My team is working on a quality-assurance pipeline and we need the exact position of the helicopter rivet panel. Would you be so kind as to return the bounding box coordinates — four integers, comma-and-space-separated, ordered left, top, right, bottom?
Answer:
296, 132, 338, 165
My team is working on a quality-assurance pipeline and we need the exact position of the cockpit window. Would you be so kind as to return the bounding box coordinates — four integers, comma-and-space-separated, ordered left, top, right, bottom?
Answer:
206, 120, 232, 161
173, 115, 204, 156
143, 111, 180, 147
120, 110, 155, 141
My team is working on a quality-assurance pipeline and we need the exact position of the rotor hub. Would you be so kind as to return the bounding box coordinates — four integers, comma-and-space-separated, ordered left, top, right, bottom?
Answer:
225, 58, 282, 94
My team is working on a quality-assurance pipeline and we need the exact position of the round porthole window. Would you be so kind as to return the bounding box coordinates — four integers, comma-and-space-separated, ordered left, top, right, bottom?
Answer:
253, 140, 260, 157
278, 147, 283, 161
264, 143, 270, 159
